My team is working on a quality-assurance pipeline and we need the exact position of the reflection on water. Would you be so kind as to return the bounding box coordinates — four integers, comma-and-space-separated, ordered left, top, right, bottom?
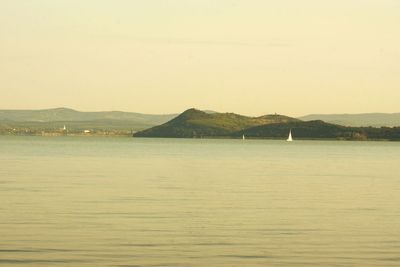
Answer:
0, 136, 400, 266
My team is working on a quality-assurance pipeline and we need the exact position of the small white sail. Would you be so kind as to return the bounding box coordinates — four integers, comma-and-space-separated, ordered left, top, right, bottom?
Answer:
242, 134, 245, 140
287, 130, 293, 142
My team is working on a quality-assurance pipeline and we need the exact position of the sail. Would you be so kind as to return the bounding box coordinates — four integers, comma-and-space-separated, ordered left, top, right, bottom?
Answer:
242, 134, 245, 140
287, 130, 293, 142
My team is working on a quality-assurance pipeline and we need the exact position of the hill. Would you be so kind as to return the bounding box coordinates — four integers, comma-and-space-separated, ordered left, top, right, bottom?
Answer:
237, 120, 359, 140
0, 108, 177, 134
299, 113, 400, 127
134, 108, 299, 138
238, 120, 400, 140
0, 107, 176, 124
134, 109, 400, 140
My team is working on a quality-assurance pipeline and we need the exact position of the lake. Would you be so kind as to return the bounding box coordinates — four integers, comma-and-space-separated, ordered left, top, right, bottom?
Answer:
0, 136, 399, 266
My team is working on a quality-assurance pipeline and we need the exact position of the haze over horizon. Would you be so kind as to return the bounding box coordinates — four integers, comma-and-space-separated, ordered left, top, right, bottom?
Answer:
1, 0, 399, 117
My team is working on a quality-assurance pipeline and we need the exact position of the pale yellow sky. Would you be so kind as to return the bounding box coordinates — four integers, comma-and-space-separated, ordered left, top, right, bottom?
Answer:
0, 0, 399, 116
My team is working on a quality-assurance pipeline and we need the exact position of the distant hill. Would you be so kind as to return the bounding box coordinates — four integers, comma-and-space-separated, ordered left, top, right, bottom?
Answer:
0, 108, 177, 133
134, 109, 400, 140
0, 107, 176, 124
299, 113, 400, 127
134, 108, 299, 138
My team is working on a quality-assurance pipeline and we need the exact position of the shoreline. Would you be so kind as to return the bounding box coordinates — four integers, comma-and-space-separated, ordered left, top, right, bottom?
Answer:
1, 133, 398, 141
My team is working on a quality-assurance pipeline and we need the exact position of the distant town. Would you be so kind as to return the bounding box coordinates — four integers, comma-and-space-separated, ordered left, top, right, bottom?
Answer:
2, 127, 131, 137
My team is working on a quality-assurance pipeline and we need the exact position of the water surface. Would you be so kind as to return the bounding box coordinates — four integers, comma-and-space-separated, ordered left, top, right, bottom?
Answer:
1, 136, 399, 266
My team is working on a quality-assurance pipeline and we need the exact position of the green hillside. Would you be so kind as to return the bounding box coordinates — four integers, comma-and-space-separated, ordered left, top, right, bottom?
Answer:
134, 108, 299, 138
238, 120, 358, 139
238, 120, 400, 140
134, 109, 400, 140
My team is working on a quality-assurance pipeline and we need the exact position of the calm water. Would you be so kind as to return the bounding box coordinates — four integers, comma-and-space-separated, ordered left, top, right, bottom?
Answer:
1, 136, 400, 267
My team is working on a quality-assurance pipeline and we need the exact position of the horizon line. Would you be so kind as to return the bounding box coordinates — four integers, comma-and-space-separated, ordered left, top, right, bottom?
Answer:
1, 107, 399, 118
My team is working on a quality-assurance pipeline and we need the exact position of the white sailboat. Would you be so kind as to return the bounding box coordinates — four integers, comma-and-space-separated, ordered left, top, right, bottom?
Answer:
287, 129, 293, 142
242, 134, 246, 140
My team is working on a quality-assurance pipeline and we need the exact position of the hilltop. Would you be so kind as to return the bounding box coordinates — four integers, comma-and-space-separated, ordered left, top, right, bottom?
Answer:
134, 108, 299, 138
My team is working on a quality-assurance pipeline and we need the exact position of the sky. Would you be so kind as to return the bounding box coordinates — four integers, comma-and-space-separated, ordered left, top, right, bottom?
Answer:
0, 0, 399, 116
